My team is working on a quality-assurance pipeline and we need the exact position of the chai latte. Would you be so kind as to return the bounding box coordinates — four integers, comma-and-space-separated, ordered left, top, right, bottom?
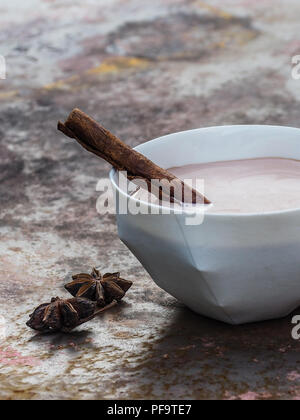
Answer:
168, 157, 300, 213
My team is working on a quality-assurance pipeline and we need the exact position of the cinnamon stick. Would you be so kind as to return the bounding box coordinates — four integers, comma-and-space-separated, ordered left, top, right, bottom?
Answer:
58, 109, 210, 204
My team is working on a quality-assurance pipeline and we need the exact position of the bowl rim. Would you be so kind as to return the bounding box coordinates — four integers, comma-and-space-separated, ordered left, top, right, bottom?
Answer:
109, 124, 300, 218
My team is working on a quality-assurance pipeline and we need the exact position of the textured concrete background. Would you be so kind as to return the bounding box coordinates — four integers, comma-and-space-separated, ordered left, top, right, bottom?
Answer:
1, 0, 300, 400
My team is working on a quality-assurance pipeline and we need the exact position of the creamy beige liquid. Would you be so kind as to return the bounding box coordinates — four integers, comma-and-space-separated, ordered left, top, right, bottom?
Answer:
168, 158, 300, 214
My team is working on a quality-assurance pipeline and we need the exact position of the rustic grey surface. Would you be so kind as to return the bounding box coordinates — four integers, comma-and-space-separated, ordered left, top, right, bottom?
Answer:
1, 0, 300, 400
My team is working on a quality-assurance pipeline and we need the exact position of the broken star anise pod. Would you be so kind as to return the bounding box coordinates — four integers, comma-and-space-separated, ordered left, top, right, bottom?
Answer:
26, 297, 96, 333
65, 267, 133, 307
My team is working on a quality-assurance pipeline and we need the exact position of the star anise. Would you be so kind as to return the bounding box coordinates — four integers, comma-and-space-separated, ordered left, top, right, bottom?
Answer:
26, 297, 96, 333
65, 268, 133, 307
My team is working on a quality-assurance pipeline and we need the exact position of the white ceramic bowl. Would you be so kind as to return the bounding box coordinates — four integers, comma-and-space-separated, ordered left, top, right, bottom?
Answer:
110, 125, 300, 324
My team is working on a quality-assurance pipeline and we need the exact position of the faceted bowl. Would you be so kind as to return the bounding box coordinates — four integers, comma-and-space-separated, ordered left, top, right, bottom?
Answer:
110, 125, 300, 324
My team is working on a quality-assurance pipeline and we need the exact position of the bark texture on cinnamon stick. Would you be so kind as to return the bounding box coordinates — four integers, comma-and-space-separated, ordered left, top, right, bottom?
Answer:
58, 109, 210, 204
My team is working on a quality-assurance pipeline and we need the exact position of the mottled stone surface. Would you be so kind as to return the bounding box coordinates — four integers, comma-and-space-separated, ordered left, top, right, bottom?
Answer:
1, 0, 300, 400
